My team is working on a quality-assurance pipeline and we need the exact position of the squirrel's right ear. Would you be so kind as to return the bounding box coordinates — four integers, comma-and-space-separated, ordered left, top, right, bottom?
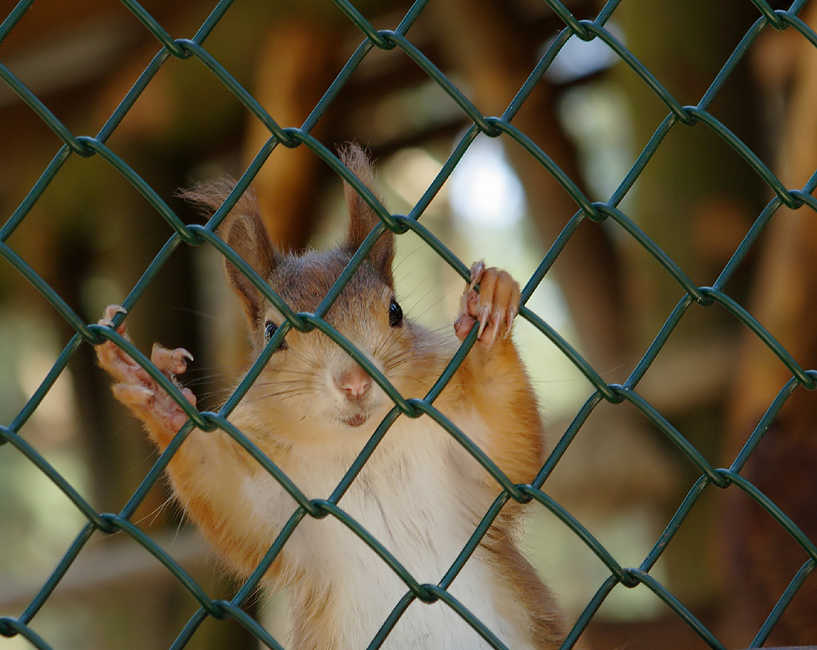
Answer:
339, 143, 394, 287
180, 181, 277, 327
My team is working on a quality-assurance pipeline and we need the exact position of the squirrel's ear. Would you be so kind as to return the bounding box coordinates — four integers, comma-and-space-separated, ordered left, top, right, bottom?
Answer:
340, 143, 394, 287
180, 181, 277, 328
221, 211, 277, 328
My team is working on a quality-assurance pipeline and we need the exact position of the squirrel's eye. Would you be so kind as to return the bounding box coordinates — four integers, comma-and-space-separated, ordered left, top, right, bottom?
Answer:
264, 321, 287, 350
388, 297, 403, 328
264, 321, 277, 341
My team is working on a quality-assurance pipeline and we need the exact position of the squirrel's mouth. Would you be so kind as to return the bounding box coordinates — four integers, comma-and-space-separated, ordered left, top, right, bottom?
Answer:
342, 412, 369, 427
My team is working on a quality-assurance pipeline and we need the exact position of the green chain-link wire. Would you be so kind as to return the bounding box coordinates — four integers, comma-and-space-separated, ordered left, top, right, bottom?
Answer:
2, 0, 817, 648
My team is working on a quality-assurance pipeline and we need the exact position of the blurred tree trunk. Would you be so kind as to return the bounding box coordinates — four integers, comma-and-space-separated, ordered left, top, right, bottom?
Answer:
243, 16, 342, 252
617, 0, 762, 609
619, 0, 761, 336
723, 3, 817, 644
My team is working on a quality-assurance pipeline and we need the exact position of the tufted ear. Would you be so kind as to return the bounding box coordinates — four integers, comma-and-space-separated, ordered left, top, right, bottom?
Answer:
180, 180, 277, 328
339, 143, 394, 287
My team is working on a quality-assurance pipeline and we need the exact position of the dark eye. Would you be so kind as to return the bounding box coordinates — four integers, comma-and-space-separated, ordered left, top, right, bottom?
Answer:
264, 321, 287, 350
388, 297, 403, 327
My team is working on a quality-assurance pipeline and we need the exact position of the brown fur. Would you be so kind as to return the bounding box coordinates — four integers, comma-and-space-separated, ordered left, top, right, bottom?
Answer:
181, 180, 278, 329
339, 142, 394, 286
97, 144, 566, 649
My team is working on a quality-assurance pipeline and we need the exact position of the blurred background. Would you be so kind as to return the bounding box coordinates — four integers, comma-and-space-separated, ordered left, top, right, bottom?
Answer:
2, 0, 817, 648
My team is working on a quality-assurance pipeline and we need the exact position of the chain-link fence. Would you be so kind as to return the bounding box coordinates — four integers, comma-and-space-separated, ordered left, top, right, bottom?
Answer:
2, 0, 817, 648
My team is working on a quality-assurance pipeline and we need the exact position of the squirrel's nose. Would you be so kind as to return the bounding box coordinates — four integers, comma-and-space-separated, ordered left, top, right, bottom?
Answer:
334, 365, 372, 400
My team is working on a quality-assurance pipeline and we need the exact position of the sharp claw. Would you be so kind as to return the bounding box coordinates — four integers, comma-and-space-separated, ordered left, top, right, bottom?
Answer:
103, 305, 127, 321
487, 320, 499, 347
177, 349, 194, 364
138, 386, 154, 398
477, 307, 491, 338
504, 308, 516, 339
99, 305, 128, 332
469, 261, 485, 291
490, 309, 501, 331
151, 346, 194, 375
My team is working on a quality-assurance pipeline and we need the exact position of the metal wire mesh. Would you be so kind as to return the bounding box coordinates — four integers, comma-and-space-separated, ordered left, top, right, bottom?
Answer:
1, 0, 817, 648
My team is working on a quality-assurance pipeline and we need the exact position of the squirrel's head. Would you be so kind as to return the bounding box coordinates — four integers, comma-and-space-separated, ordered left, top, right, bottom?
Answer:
183, 144, 425, 436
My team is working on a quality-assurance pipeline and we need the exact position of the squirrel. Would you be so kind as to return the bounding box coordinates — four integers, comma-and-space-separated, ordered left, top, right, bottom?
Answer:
95, 144, 565, 650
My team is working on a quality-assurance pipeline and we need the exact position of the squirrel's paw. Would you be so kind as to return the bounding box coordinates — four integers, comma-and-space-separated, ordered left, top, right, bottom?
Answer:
96, 305, 196, 443
454, 261, 520, 347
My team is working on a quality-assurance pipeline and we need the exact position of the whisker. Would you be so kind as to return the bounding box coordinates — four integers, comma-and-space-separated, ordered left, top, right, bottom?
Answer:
171, 306, 220, 323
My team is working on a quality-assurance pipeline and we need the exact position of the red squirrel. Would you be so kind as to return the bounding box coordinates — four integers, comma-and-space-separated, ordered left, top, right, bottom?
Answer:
95, 144, 565, 649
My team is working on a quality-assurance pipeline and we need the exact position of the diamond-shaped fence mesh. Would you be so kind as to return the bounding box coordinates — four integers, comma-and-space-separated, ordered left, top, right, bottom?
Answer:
2, 0, 817, 648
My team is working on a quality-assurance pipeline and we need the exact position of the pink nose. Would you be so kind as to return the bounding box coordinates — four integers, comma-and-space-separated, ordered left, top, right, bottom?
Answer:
334, 365, 372, 399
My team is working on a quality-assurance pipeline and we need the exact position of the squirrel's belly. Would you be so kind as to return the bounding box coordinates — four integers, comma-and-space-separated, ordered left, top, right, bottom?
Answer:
286, 505, 535, 650
241, 416, 534, 649
345, 558, 537, 650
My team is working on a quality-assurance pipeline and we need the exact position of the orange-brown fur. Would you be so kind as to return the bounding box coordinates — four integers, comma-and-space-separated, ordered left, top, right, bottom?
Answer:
96, 144, 565, 649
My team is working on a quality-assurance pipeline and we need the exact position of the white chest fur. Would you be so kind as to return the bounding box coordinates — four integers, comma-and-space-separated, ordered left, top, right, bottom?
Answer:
241, 416, 534, 650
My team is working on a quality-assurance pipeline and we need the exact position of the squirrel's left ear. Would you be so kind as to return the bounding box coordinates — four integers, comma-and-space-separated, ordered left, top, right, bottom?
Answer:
179, 180, 277, 330
340, 143, 394, 288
